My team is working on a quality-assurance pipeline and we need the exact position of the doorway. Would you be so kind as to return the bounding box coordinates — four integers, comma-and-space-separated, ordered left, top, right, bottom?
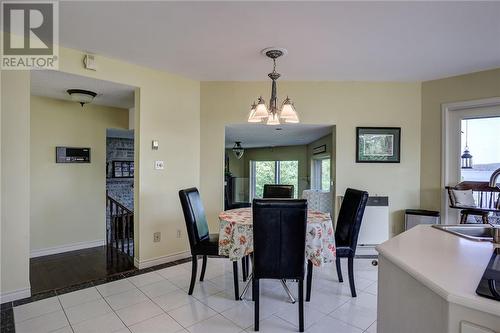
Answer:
29, 70, 137, 294
224, 124, 335, 214
106, 128, 135, 258
442, 98, 500, 223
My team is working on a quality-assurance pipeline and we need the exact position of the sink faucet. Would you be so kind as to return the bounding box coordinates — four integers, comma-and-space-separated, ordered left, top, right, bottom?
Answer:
489, 167, 500, 187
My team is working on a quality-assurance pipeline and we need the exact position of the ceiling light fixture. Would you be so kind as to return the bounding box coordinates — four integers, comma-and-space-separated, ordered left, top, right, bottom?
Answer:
232, 141, 244, 159
67, 89, 97, 107
247, 48, 299, 125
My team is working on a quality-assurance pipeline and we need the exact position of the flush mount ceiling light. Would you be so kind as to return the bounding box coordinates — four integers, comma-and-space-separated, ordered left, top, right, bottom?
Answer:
66, 89, 97, 107
232, 141, 244, 159
248, 48, 299, 125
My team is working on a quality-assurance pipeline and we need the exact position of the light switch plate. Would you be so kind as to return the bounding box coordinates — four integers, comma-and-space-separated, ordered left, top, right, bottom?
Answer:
155, 160, 164, 170
152, 140, 159, 150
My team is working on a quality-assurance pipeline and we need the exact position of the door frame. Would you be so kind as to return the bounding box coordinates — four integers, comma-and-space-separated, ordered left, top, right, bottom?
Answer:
440, 97, 500, 223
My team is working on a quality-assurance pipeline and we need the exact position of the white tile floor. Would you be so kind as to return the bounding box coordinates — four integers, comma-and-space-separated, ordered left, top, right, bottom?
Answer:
13, 258, 378, 333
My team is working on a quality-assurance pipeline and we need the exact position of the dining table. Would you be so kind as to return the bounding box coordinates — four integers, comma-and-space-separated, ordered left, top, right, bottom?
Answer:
218, 207, 336, 267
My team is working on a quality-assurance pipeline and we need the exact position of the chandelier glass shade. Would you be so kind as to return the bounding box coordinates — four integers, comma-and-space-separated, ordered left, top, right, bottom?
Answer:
247, 49, 299, 125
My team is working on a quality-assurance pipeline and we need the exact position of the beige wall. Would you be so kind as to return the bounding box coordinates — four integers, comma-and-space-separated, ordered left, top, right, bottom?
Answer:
1, 71, 31, 300
1, 43, 200, 298
57, 48, 200, 266
200, 81, 422, 236
30, 96, 128, 252
225, 148, 245, 178
420, 68, 500, 211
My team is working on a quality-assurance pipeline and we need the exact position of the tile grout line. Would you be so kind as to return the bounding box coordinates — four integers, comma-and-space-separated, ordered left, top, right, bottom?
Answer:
120, 271, 191, 331
55, 297, 75, 333
95, 284, 131, 333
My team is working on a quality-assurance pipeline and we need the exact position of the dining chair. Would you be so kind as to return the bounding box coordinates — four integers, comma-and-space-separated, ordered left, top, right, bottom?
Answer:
252, 199, 307, 332
263, 184, 294, 199
306, 188, 368, 300
179, 187, 240, 300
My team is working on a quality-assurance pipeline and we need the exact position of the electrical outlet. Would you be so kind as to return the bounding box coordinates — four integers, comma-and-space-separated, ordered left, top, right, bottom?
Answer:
176, 229, 181, 238
153, 232, 161, 242
154, 160, 164, 170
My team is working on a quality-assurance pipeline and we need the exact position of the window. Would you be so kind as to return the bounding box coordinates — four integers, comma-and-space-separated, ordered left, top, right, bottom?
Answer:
460, 117, 500, 182
312, 158, 331, 191
250, 160, 299, 199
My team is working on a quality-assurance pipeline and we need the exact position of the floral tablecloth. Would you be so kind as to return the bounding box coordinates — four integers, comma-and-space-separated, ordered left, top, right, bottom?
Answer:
218, 207, 336, 267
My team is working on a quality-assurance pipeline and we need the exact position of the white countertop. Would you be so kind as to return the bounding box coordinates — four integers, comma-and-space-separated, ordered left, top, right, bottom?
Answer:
376, 225, 500, 316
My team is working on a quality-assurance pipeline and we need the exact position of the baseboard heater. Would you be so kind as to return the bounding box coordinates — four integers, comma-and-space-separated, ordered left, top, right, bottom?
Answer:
356, 196, 389, 257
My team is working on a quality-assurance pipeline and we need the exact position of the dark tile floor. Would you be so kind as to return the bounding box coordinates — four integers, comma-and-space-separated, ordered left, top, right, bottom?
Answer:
30, 245, 135, 294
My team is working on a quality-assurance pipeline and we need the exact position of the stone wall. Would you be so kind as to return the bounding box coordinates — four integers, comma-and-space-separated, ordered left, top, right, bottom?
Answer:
106, 137, 134, 211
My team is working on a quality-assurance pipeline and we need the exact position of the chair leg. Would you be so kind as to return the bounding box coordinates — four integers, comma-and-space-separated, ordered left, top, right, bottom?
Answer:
298, 279, 304, 332
306, 260, 313, 302
188, 255, 198, 295
253, 278, 259, 331
336, 257, 343, 282
233, 261, 240, 300
246, 255, 250, 277
200, 255, 207, 281
460, 212, 468, 224
482, 214, 489, 224
348, 257, 356, 297
242, 256, 247, 282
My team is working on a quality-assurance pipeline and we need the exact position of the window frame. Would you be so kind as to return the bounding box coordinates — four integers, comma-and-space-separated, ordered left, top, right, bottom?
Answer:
311, 156, 331, 191
249, 160, 299, 199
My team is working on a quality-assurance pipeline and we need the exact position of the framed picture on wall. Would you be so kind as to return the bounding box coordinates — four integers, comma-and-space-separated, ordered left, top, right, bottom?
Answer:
112, 161, 134, 178
356, 127, 401, 163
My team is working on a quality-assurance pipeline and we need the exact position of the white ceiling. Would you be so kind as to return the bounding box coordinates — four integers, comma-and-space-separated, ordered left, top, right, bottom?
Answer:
31, 70, 135, 109
225, 124, 332, 148
58, 1, 500, 81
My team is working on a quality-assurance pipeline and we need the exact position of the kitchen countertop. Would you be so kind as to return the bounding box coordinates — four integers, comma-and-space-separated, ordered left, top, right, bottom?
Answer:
376, 225, 500, 316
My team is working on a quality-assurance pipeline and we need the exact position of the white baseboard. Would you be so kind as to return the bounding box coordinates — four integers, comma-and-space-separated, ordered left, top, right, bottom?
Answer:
30, 239, 105, 258
0, 287, 31, 303
134, 251, 190, 269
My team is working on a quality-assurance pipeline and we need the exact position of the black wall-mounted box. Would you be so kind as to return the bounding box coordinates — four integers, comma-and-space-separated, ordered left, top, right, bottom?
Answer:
56, 147, 91, 163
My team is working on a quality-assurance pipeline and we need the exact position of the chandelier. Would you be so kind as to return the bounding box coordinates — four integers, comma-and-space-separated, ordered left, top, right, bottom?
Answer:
247, 48, 299, 125
232, 141, 244, 160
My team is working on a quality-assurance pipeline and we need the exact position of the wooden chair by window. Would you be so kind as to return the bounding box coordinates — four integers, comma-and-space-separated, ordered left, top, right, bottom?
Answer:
446, 181, 500, 224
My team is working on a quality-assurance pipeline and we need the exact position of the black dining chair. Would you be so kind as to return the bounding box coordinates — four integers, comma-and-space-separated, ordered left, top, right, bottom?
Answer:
306, 188, 368, 300
263, 184, 294, 199
252, 199, 307, 332
179, 187, 240, 300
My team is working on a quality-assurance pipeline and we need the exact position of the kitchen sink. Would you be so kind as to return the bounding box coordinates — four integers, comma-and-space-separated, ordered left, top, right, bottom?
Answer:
432, 225, 494, 242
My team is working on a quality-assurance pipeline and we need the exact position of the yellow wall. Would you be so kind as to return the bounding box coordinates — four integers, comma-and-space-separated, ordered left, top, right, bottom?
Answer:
30, 96, 128, 253
1, 71, 31, 300
226, 148, 245, 178
200, 81, 422, 236
1, 43, 200, 298
420, 68, 500, 211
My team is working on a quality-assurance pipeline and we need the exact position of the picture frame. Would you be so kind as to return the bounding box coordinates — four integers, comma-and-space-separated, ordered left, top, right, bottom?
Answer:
356, 127, 401, 163
112, 160, 134, 178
